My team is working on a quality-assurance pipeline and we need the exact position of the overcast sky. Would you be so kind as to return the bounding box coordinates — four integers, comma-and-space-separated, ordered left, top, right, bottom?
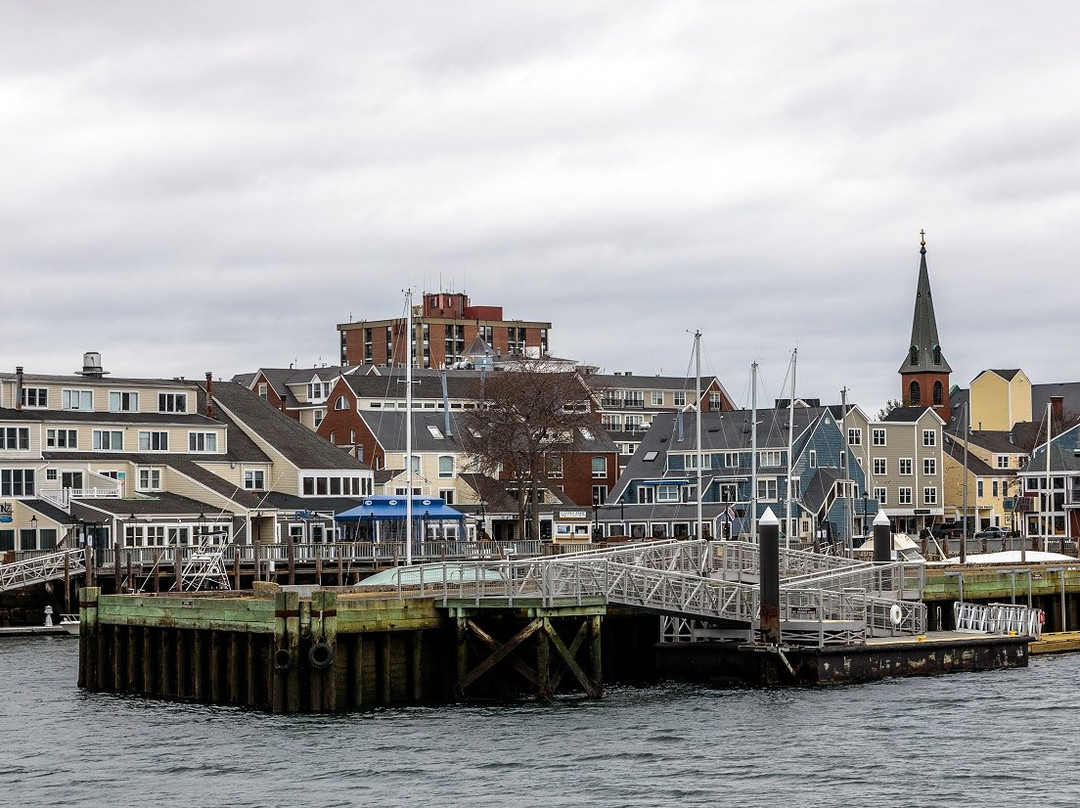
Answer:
3, 2, 1077, 414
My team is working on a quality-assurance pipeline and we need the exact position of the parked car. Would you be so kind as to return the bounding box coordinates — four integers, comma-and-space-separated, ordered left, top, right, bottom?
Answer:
974, 526, 1008, 539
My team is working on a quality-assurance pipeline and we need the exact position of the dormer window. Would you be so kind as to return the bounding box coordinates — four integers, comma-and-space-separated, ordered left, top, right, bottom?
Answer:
932, 344, 942, 365
909, 346, 919, 366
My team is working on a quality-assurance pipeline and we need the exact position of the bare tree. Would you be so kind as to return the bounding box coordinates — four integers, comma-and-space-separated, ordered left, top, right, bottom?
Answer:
463, 361, 599, 541
877, 398, 903, 420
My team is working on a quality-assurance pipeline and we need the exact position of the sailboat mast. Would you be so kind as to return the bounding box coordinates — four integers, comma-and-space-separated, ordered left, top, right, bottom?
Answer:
751, 362, 758, 540
1045, 401, 1052, 550
694, 331, 703, 542
405, 290, 414, 566
785, 349, 796, 550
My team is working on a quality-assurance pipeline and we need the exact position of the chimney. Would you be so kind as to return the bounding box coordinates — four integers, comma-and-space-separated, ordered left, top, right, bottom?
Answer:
15, 366, 23, 411
1051, 395, 1064, 436
205, 372, 214, 419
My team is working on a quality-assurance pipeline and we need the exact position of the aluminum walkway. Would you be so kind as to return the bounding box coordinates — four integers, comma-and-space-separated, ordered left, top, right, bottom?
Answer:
0, 549, 87, 594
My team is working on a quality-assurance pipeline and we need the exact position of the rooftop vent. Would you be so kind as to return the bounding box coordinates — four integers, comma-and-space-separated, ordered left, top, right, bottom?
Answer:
77, 352, 107, 378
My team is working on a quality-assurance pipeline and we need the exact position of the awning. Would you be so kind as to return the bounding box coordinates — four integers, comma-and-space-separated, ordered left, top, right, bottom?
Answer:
335, 496, 466, 522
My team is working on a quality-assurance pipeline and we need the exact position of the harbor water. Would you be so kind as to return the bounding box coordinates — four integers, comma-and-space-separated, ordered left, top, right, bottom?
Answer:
3, 636, 1078, 808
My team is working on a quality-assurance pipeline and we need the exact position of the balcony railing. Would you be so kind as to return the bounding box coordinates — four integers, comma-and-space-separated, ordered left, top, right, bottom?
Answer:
39, 486, 123, 507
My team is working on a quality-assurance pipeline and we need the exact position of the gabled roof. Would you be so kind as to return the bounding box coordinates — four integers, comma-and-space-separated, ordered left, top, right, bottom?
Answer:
344, 369, 483, 401
1032, 382, 1080, 418
881, 406, 937, 423
359, 410, 470, 454
72, 492, 223, 518
942, 437, 1000, 476
801, 468, 844, 515
208, 381, 367, 471
1025, 423, 1080, 474
0, 407, 220, 427
898, 239, 952, 374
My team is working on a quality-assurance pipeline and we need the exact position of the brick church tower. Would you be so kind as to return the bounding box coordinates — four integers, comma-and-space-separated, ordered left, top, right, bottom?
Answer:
898, 231, 951, 423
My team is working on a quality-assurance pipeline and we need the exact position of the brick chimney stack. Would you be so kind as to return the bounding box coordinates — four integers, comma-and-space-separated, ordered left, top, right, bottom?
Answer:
205, 372, 214, 419
1050, 395, 1064, 436
15, 366, 23, 411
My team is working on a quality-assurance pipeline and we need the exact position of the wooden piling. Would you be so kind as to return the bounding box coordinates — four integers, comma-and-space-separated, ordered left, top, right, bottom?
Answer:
286, 537, 296, 585
114, 541, 122, 593
63, 553, 71, 614
153, 553, 161, 593
233, 550, 241, 591
272, 589, 301, 713
173, 545, 183, 591
590, 615, 603, 697
78, 586, 100, 689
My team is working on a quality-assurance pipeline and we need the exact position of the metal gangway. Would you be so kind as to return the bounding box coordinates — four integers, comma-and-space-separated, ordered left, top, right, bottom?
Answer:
954, 601, 1044, 638
0, 548, 87, 594
375, 538, 927, 647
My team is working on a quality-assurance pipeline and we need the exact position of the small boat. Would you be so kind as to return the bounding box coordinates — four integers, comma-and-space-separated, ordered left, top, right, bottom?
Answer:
59, 615, 80, 636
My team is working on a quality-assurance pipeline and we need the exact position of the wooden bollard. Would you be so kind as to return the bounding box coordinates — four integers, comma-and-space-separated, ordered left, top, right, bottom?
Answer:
78, 586, 101, 690
174, 544, 183, 591
233, 550, 241, 591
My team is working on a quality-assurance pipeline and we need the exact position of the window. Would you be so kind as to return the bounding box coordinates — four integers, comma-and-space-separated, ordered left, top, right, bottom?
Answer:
109, 391, 139, 412
872, 429, 886, 446
547, 456, 563, 479
909, 346, 919, 365
593, 485, 608, 505
137, 468, 162, 491
438, 455, 454, 478
436, 489, 455, 506
977, 480, 984, 498
22, 388, 47, 407
592, 456, 608, 479
625, 415, 645, 432
932, 345, 942, 365
992, 480, 999, 497
1, 469, 35, 496
335, 395, 349, 410
873, 486, 887, 505
758, 450, 782, 467
188, 432, 218, 452
709, 394, 721, 410
651, 391, 664, 406
873, 458, 887, 475
847, 428, 862, 445
933, 381, 943, 406
637, 487, 654, 504
922, 429, 936, 447
899, 458, 913, 475
1, 427, 30, 450
301, 475, 362, 497
258, 383, 268, 399
138, 431, 168, 451
996, 455, 1010, 469
158, 393, 187, 413
657, 484, 680, 502
909, 381, 921, 405
809, 450, 817, 468
46, 429, 76, 449
313, 410, 324, 428
923, 487, 938, 505
0, 530, 12, 551
757, 478, 778, 501
839, 452, 847, 469
673, 392, 686, 407
307, 381, 331, 402
245, 470, 265, 490
898, 487, 912, 505
93, 430, 123, 450
923, 458, 936, 476
62, 389, 92, 410
717, 483, 738, 502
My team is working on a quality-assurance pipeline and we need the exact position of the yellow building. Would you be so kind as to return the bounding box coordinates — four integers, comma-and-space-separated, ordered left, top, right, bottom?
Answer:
967, 369, 1032, 432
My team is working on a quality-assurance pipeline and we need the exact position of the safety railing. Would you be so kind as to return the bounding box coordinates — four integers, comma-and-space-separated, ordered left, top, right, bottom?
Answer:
0, 549, 87, 593
954, 601, 1043, 638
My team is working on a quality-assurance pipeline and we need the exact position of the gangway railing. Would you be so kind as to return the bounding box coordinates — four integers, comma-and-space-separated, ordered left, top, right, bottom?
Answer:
954, 601, 1043, 638
0, 549, 87, 594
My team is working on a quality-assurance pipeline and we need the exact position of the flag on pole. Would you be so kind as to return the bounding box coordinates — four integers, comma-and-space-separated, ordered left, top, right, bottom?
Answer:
724, 506, 736, 522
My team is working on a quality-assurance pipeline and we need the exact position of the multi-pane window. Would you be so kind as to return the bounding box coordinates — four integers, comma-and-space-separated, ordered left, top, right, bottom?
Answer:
0, 469, 34, 496
848, 428, 862, 445
872, 429, 887, 446
873, 458, 887, 475
873, 486, 887, 505
757, 478, 778, 501
245, 470, 265, 490
258, 383, 268, 399
159, 393, 187, 413
839, 452, 847, 469
977, 480, 984, 498
301, 475, 363, 496
709, 394, 721, 410
547, 456, 564, 478
109, 391, 139, 412
923, 487, 938, 505
899, 458, 913, 475
137, 468, 162, 491
307, 381, 331, 401
313, 410, 324, 428
992, 480, 999, 497
592, 485, 608, 506
898, 487, 912, 505
46, 429, 77, 449
188, 432, 218, 452
996, 455, 1010, 469
758, 450, 783, 467
651, 391, 664, 406
93, 430, 123, 450
657, 484, 680, 502
438, 455, 454, 478
592, 456, 608, 479
809, 450, 817, 468
21, 388, 47, 407
1, 427, 30, 450
922, 429, 936, 447
673, 392, 686, 407
62, 389, 92, 410
923, 458, 936, 476
138, 431, 168, 451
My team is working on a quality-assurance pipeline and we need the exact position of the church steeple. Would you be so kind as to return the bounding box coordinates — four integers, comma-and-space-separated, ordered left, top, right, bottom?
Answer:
899, 231, 952, 422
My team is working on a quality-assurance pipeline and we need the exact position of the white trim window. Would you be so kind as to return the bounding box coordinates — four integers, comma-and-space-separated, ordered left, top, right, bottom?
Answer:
109, 391, 139, 412
137, 467, 162, 492
93, 430, 123, 450
996, 455, 1010, 469
872, 428, 886, 446
245, 469, 265, 490
923, 458, 936, 476
898, 487, 913, 505
438, 455, 454, 478
923, 487, 938, 505
1, 427, 30, 450
188, 432, 218, 452
873, 458, 887, 475
313, 409, 324, 428
138, 431, 168, 451
334, 395, 350, 410
848, 428, 862, 446
758, 450, 783, 467
809, 450, 817, 468
159, 393, 187, 413
62, 389, 92, 410
757, 478, 778, 501
46, 429, 77, 449
592, 456, 608, 479
899, 458, 913, 475
21, 387, 47, 408
673, 392, 686, 407
547, 456, 564, 479
650, 391, 664, 406
657, 484, 681, 502
922, 429, 936, 447
873, 486, 887, 505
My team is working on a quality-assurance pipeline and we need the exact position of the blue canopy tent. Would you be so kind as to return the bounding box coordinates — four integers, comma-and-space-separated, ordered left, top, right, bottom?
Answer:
335, 496, 467, 543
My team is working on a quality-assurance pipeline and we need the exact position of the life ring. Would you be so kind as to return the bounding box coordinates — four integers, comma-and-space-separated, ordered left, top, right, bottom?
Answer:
273, 648, 294, 671
889, 604, 903, 626
1039, 611, 1046, 626
308, 640, 335, 669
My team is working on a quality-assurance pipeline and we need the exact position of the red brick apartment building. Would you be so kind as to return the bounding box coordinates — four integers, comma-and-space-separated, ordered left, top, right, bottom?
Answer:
337, 292, 552, 369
